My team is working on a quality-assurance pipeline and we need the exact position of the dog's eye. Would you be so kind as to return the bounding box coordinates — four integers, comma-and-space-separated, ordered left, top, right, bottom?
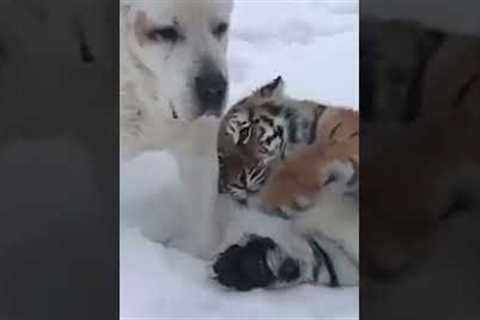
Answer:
213, 22, 228, 38
147, 27, 181, 42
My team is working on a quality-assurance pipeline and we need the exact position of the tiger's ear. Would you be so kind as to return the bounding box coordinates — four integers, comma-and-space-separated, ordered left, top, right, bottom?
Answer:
256, 76, 285, 99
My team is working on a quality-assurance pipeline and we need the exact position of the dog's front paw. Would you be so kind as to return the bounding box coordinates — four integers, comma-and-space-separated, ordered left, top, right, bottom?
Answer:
212, 235, 301, 291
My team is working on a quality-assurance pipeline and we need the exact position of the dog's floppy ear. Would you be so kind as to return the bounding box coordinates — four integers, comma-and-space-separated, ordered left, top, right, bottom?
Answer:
256, 76, 285, 99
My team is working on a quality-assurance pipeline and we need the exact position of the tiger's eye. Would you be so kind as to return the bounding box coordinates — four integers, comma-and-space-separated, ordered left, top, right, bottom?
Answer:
238, 127, 250, 144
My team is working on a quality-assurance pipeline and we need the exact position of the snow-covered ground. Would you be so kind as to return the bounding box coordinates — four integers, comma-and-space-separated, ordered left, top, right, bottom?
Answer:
227, 0, 358, 108
121, 1, 359, 319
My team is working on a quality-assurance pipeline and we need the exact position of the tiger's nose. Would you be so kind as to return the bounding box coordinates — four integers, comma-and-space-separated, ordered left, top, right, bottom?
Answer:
195, 70, 227, 115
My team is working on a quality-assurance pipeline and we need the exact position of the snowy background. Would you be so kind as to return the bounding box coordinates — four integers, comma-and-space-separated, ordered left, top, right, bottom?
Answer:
121, 1, 359, 319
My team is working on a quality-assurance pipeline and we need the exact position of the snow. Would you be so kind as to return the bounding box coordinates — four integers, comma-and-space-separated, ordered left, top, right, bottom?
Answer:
121, 1, 359, 319
227, 1, 358, 108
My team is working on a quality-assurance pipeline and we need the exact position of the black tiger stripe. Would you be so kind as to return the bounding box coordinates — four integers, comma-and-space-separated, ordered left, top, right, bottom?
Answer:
276, 125, 284, 140
280, 140, 287, 160
264, 125, 282, 145
307, 106, 325, 144
286, 110, 299, 144
265, 133, 278, 145
308, 238, 339, 287
248, 166, 264, 180
238, 127, 251, 144
257, 174, 267, 185
258, 126, 266, 140
239, 170, 247, 185
231, 183, 245, 190
329, 122, 343, 140
260, 115, 275, 127
349, 131, 359, 139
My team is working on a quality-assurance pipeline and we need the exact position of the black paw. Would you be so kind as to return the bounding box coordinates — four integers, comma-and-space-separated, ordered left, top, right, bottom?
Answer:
213, 235, 277, 291
212, 235, 301, 291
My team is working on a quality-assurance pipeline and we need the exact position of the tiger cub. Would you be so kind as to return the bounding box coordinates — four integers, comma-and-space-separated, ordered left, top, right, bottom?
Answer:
218, 76, 358, 210
217, 76, 325, 205
217, 77, 360, 279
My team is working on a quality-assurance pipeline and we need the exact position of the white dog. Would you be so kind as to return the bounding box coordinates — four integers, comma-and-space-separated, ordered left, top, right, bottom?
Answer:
119, 0, 234, 257
120, 0, 233, 158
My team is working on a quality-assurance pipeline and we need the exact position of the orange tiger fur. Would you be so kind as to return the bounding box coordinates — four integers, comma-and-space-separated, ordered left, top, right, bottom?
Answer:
259, 108, 359, 212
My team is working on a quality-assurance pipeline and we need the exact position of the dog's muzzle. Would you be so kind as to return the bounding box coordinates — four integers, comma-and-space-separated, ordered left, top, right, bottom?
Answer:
195, 63, 227, 116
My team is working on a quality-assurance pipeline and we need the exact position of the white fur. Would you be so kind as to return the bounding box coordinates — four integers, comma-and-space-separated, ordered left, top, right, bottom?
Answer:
293, 188, 359, 285
295, 191, 358, 263
120, 0, 233, 159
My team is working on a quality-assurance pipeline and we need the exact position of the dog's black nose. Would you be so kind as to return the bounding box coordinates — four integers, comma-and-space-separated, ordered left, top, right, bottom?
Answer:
278, 258, 300, 282
195, 71, 227, 114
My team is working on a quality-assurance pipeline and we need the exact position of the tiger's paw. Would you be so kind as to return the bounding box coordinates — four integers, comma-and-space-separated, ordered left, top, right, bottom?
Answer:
261, 193, 316, 220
